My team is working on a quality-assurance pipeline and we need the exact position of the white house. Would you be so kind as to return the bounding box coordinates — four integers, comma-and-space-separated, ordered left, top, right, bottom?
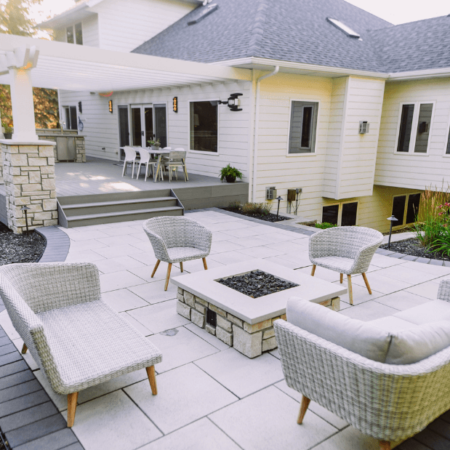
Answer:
25, 0, 450, 231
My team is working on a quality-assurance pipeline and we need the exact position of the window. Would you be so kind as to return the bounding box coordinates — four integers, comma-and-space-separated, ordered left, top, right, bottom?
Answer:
396, 102, 433, 153
289, 101, 318, 154
392, 193, 421, 226
190, 101, 218, 152
66, 23, 83, 45
341, 202, 358, 226
63, 106, 77, 130
322, 205, 339, 225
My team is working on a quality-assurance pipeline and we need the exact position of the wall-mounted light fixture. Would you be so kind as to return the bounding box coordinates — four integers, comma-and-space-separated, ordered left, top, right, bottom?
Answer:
173, 97, 178, 113
219, 93, 243, 111
359, 121, 369, 134
78, 101, 82, 113
108, 100, 113, 114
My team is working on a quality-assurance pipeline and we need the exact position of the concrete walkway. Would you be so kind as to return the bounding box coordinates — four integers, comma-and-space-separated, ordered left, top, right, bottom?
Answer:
1, 210, 449, 449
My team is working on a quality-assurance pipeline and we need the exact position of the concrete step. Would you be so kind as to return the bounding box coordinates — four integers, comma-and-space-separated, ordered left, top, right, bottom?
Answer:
63, 197, 177, 217
66, 206, 184, 227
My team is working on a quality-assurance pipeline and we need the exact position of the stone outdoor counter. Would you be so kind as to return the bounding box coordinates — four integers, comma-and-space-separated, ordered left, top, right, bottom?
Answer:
172, 260, 346, 358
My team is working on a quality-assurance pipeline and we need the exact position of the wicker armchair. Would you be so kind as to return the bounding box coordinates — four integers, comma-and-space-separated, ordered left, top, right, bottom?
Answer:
0, 263, 162, 427
143, 216, 212, 290
274, 281, 450, 450
309, 226, 383, 305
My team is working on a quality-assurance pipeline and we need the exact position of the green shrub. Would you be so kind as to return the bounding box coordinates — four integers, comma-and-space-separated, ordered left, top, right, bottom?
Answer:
315, 222, 337, 230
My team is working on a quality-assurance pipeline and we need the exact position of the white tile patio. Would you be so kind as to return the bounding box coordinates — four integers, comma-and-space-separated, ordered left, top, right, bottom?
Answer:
1, 209, 450, 449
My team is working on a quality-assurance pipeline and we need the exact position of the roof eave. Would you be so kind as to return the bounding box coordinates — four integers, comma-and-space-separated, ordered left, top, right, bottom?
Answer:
388, 67, 450, 81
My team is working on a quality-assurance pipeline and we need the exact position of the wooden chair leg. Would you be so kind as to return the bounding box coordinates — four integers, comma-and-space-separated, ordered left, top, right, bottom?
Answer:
180, 262, 183, 272
297, 396, 311, 424
379, 441, 391, 450
347, 274, 353, 306
146, 366, 157, 395
311, 265, 316, 276
21, 344, 27, 354
164, 263, 172, 291
202, 258, 208, 270
340, 273, 343, 284
151, 260, 160, 278
362, 273, 372, 295
67, 392, 78, 428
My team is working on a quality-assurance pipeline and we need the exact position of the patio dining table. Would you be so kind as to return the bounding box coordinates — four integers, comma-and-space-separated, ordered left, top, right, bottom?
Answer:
120, 147, 171, 182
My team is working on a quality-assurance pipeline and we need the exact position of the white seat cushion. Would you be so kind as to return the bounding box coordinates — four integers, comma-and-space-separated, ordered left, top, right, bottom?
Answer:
370, 316, 417, 333
166, 246, 207, 263
393, 300, 450, 325
312, 256, 354, 274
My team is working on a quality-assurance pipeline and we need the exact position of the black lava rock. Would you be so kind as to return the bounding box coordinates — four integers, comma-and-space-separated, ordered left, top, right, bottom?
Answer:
380, 238, 450, 262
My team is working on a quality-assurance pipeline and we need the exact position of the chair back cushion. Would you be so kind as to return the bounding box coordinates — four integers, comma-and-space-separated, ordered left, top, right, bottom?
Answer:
169, 150, 186, 162
287, 298, 391, 362
287, 298, 450, 365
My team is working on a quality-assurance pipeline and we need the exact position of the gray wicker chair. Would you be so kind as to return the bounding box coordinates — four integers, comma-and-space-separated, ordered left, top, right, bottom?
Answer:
143, 216, 212, 290
309, 226, 383, 305
274, 282, 450, 450
0, 263, 162, 428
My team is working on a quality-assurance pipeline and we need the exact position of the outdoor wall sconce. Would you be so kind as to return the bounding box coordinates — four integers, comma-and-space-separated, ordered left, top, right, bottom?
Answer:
219, 93, 243, 111
173, 97, 178, 113
78, 101, 82, 113
387, 215, 398, 249
108, 100, 113, 114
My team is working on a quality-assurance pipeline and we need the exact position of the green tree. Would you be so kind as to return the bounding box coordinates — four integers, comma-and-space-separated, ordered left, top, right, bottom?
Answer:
0, 0, 60, 131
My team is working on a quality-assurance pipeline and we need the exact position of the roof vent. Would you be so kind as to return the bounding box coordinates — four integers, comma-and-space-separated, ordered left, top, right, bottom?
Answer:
327, 17, 360, 38
188, 3, 218, 26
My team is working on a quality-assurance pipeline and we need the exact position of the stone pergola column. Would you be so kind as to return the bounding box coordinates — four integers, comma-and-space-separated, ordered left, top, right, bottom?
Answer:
0, 46, 58, 233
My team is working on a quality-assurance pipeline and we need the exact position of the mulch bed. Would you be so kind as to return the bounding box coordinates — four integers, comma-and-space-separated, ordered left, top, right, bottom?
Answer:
222, 208, 290, 223
0, 222, 46, 266
380, 238, 450, 262
217, 270, 298, 298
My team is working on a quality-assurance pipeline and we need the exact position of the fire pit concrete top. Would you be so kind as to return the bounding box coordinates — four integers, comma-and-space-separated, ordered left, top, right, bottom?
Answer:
171, 260, 346, 324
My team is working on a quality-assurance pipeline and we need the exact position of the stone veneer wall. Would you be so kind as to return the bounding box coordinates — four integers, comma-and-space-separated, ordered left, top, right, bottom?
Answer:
1, 142, 58, 233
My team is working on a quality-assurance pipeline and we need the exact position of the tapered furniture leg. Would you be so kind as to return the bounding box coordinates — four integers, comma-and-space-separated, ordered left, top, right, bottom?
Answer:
180, 262, 183, 272
379, 441, 391, 450
347, 274, 353, 306
146, 366, 157, 395
151, 260, 160, 278
297, 396, 311, 424
340, 273, 343, 284
67, 392, 78, 428
165, 263, 172, 291
362, 273, 372, 295
311, 265, 316, 276
202, 258, 208, 270
21, 344, 27, 354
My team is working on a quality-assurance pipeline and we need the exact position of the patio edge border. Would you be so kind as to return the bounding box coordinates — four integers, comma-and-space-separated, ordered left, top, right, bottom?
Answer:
36, 226, 70, 263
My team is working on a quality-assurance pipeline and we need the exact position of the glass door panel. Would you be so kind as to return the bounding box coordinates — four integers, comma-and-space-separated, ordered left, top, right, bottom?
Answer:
118, 106, 129, 148
144, 106, 154, 146
154, 105, 167, 148
131, 107, 142, 146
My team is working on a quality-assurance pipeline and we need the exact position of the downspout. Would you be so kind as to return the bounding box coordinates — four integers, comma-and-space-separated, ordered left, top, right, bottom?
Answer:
251, 66, 279, 202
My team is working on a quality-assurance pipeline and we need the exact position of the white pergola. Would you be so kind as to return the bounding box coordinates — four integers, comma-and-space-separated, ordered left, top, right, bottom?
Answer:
0, 34, 252, 141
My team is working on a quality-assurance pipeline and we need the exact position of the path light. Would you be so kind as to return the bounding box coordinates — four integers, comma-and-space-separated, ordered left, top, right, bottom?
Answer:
21, 205, 30, 235
276, 196, 283, 221
387, 215, 398, 250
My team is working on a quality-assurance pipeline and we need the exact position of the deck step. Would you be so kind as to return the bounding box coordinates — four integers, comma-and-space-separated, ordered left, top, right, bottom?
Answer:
62, 197, 175, 209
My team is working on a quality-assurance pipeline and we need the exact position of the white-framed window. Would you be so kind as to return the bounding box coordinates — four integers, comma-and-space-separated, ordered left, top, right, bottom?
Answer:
396, 102, 434, 154
322, 201, 358, 226
391, 193, 421, 226
66, 23, 83, 45
189, 100, 218, 153
62, 106, 78, 130
288, 101, 319, 154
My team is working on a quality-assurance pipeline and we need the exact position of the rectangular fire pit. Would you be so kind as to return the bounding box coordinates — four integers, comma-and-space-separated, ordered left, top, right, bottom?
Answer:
171, 260, 346, 358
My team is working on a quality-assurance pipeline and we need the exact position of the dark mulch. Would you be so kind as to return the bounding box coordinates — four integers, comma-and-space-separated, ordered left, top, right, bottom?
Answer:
0, 222, 46, 266
222, 208, 290, 222
380, 238, 450, 262
217, 270, 298, 298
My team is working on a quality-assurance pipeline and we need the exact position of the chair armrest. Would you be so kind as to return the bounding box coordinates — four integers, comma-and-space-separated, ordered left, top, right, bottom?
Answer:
143, 226, 170, 262
349, 237, 383, 274
438, 280, 450, 302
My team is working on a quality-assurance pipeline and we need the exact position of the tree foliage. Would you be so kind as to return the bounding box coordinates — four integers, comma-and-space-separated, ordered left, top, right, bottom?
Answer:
0, 0, 60, 130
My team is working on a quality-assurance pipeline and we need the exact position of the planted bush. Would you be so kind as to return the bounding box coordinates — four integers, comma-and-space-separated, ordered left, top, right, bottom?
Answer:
315, 222, 337, 230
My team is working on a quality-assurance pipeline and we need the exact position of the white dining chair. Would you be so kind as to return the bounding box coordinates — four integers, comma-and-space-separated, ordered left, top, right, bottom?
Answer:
164, 148, 188, 182
135, 148, 158, 182
157, 147, 172, 181
122, 146, 137, 178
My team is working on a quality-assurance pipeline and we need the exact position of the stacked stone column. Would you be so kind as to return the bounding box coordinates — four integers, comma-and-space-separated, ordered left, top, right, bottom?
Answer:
1, 141, 58, 233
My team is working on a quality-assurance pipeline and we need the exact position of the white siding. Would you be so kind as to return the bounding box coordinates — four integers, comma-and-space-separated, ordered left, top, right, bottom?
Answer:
92, 0, 195, 52
375, 78, 450, 190
82, 15, 99, 47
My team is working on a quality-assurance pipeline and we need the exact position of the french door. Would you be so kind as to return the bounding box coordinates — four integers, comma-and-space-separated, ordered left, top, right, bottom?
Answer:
130, 104, 167, 148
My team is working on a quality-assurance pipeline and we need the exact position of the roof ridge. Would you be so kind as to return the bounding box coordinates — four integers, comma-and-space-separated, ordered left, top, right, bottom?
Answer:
369, 14, 450, 34
247, 0, 269, 56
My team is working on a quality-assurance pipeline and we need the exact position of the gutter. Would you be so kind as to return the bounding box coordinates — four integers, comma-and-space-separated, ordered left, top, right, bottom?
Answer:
251, 66, 279, 202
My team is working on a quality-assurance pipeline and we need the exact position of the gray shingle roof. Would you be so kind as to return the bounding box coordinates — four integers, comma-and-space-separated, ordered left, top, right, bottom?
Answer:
133, 0, 450, 74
